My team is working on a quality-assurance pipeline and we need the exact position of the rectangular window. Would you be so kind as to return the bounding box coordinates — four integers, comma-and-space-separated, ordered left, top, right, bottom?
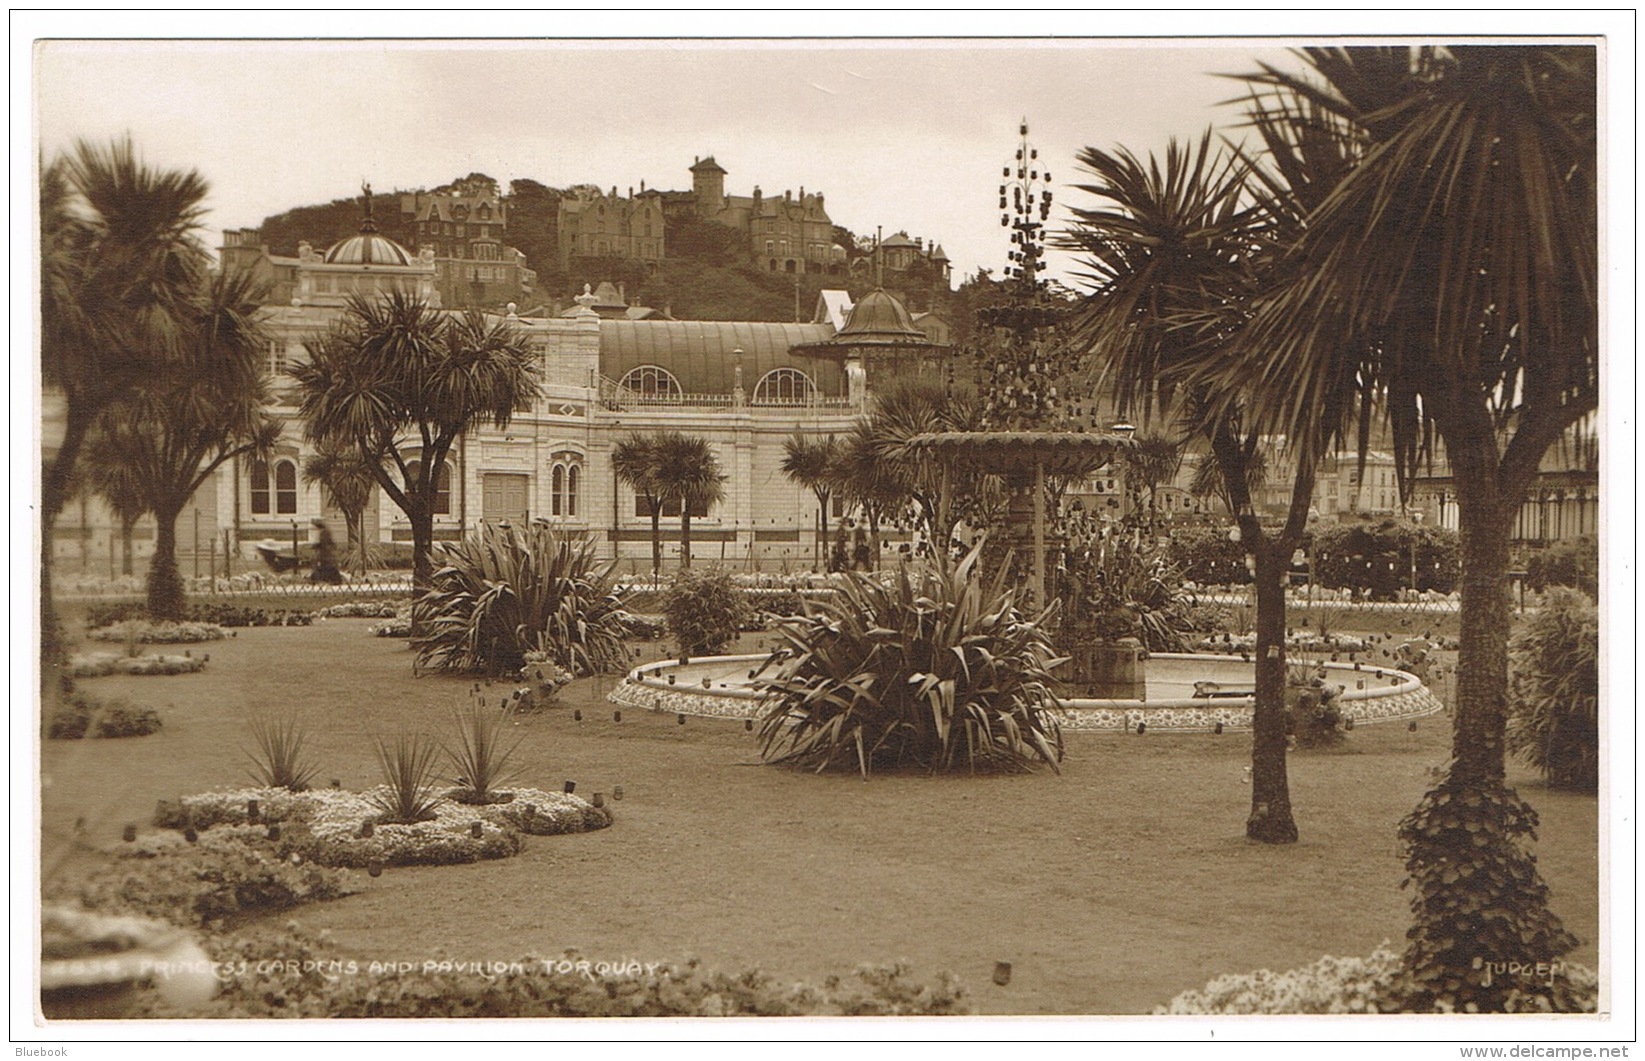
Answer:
266, 340, 286, 377
636, 495, 709, 518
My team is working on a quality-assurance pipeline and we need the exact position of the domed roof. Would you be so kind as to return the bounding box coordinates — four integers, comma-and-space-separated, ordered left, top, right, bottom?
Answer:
323, 230, 414, 267
835, 288, 926, 342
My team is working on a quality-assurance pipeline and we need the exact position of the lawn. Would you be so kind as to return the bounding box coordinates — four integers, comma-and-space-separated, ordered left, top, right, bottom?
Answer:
39, 618, 1600, 1016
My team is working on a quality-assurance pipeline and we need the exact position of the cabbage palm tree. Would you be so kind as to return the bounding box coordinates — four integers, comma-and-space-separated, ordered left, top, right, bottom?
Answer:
651, 431, 725, 570
1231, 46, 1599, 790
779, 433, 841, 569
94, 268, 278, 618
81, 427, 150, 577
303, 445, 380, 577
611, 433, 666, 580
1063, 121, 1363, 844
40, 139, 210, 682
1119, 433, 1183, 525
836, 422, 908, 569
862, 376, 987, 551
292, 292, 540, 591
1223, 46, 1595, 1006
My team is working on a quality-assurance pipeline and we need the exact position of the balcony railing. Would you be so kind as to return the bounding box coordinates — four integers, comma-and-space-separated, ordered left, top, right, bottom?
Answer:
596, 376, 853, 412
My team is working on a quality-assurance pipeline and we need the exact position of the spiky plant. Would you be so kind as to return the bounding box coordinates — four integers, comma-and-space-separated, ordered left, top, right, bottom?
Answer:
413, 522, 632, 677
1506, 587, 1599, 792
756, 543, 1066, 779
370, 731, 445, 824
244, 713, 319, 792
445, 704, 525, 805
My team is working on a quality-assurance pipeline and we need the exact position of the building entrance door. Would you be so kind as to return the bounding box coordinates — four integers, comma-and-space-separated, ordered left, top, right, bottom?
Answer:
481, 473, 530, 527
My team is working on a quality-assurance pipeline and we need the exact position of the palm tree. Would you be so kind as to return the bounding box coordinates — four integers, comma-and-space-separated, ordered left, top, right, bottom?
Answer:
1223, 46, 1595, 1005
303, 445, 380, 577
1186, 443, 1268, 517
651, 432, 726, 570
836, 422, 908, 569
1120, 433, 1183, 526
81, 428, 150, 577
862, 376, 988, 552
610, 433, 666, 580
40, 139, 210, 685
292, 292, 540, 591
779, 433, 841, 570
94, 268, 279, 618
1063, 128, 1363, 844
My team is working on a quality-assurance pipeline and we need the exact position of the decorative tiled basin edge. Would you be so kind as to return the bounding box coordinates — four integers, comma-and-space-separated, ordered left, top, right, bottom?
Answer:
608, 652, 1446, 732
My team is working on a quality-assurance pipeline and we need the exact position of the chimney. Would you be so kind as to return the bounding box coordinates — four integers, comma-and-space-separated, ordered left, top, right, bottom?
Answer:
628, 186, 633, 198
785, 190, 792, 202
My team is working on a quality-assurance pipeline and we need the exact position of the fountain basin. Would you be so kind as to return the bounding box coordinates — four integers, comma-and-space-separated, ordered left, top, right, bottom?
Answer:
607, 652, 1444, 732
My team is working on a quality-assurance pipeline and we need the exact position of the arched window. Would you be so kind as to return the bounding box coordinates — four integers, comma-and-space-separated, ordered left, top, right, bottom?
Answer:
250, 460, 271, 515
547, 460, 583, 519
551, 465, 565, 517
619, 365, 682, 400
566, 464, 579, 517
405, 460, 453, 515
752, 368, 817, 406
274, 460, 298, 515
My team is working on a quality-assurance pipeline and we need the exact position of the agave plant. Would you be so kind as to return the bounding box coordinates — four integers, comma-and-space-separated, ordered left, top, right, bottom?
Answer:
370, 731, 446, 824
755, 543, 1066, 779
244, 713, 319, 792
413, 522, 632, 676
445, 704, 525, 805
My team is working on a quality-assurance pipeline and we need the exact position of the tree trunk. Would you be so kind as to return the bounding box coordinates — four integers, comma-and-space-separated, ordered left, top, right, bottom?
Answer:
347, 510, 365, 578
120, 517, 136, 577
650, 508, 662, 580
868, 509, 881, 570
680, 511, 693, 570
1247, 538, 1299, 844
818, 493, 830, 567
146, 506, 186, 620
41, 403, 94, 702
1448, 462, 1515, 788
409, 505, 436, 637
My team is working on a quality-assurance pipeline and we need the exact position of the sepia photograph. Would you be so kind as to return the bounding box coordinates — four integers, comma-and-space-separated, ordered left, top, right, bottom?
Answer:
15, 11, 1633, 1049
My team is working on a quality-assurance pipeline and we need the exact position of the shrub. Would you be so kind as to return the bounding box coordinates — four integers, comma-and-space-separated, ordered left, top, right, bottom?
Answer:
1395, 777, 1582, 1012
1311, 519, 1460, 600
47, 691, 163, 740
1525, 537, 1599, 599
1285, 660, 1346, 748
413, 523, 631, 677
662, 567, 754, 657
1055, 527, 1190, 651
370, 732, 446, 824
1166, 524, 1252, 585
445, 705, 524, 804
245, 714, 320, 793
757, 545, 1064, 778
1507, 587, 1599, 792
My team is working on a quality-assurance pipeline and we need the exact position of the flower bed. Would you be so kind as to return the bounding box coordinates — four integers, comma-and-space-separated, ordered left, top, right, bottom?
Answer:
47, 692, 162, 739
87, 620, 225, 644
69, 652, 208, 678
1155, 945, 1598, 1014
152, 785, 611, 868
313, 600, 406, 620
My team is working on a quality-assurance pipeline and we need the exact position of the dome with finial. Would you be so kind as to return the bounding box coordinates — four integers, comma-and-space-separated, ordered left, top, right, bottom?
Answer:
323, 181, 414, 267
834, 289, 926, 343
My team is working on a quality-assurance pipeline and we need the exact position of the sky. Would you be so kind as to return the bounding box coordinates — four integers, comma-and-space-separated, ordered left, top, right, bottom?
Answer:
31, 34, 1322, 290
